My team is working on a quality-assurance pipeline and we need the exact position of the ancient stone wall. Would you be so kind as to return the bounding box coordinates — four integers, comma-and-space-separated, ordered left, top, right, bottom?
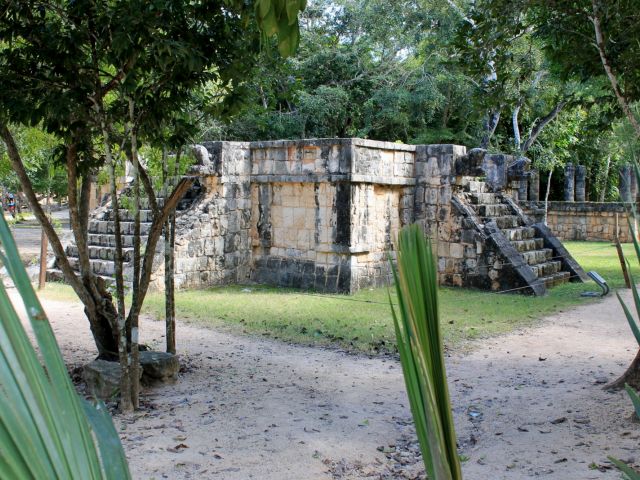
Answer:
173, 141, 252, 289
247, 139, 416, 292
160, 138, 592, 294
521, 201, 632, 242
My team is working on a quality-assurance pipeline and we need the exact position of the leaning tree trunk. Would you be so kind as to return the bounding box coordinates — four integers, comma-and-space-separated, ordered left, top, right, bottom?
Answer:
606, 349, 640, 391
1, 123, 119, 359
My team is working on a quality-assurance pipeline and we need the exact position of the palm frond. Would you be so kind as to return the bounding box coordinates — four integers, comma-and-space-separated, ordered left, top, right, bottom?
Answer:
0, 212, 130, 479
625, 384, 640, 420
389, 224, 462, 480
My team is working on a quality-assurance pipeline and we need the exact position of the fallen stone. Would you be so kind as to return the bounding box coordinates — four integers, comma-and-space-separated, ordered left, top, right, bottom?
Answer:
140, 351, 180, 384
82, 359, 140, 400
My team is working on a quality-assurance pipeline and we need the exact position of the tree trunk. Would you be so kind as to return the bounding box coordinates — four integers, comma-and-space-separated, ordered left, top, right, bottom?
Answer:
128, 99, 141, 410
480, 110, 501, 149
606, 349, 640, 391
165, 148, 180, 354
520, 100, 567, 153
512, 104, 522, 151
38, 193, 49, 290
1, 123, 119, 359
591, 0, 640, 138
599, 154, 611, 202
100, 114, 132, 413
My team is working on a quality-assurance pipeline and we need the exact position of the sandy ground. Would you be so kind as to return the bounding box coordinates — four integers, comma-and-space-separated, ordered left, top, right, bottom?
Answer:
14, 288, 640, 480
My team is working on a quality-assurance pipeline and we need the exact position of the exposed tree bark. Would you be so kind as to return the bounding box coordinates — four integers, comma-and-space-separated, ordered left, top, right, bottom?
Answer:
521, 101, 567, 153
606, 348, 640, 391
126, 176, 193, 325
0, 123, 118, 358
512, 102, 522, 151
128, 99, 141, 410
79, 170, 92, 246
480, 110, 501, 149
591, 0, 640, 138
163, 148, 180, 354
38, 193, 49, 290
139, 165, 159, 214
100, 115, 132, 413
599, 154, 611, 202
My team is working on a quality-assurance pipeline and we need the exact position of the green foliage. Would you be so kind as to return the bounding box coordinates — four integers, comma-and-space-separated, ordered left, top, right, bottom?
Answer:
607, 457, 640, 480
625, 384, 640, 420
389, 225, 462, 480
0, 212, 130, 478
219, 0, 473, 144
0, 125, 65, 198
609, 157, 640, 478
252, 0, 306, 56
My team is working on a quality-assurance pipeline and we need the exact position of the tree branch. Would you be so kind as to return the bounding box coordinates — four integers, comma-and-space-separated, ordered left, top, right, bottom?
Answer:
591, 0, 640, 137
0, 123, 91, 305
138, 164, 159, 214
127, 177, 193, 323
521, 100, 567, 152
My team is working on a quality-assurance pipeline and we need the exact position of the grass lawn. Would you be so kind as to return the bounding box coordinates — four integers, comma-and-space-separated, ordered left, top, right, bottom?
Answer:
39, 241, 636, 354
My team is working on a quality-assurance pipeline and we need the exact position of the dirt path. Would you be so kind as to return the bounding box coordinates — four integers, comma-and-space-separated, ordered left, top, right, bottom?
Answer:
23, 289, 640, 479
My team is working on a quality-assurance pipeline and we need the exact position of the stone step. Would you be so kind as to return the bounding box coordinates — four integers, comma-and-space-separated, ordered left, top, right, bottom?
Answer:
530, 260, 562, 278
476, 204, 511, 217
522, 248, 553, 265
106, 208, 154, 223
46, 268, 122, 287
491, 215, 522, 229
503, 227, 537, 241
539, 271, 571, 288
88, 220, 152, 236
138, 197, 166, 209
88, 233, 137, 248
510, 238, 544, 252
66, 245, 134, 262
467, 192, 500, 205
68, 257, 119, 276
467, 181, 488, 193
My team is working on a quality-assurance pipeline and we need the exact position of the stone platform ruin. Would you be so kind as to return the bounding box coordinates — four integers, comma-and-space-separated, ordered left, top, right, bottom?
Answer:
52, 138, 587, 295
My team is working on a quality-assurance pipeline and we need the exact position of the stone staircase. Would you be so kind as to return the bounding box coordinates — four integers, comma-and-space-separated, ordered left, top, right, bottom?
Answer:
454, 180, 587, 295
49, 181, 202, 287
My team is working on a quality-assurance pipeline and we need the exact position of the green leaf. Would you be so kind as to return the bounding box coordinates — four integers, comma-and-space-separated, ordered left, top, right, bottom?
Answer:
616, 292, 640, 346
0, 211, 130, 479
286, 0, 299, 25
625, 384, 640, 420
608, 456, 640, 480
389, 225, 462, 480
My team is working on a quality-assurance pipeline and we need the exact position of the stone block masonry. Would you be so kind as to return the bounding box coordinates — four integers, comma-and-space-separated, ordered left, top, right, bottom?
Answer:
171, 138, 421, 292
161, 138, 586, 294
521, 201, 633, 243
64, 138, 586, 295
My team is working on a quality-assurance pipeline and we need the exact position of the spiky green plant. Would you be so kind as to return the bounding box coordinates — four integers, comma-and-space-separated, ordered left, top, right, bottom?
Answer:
389, 224, 462, 480
607, 161, 640, 479
0, 211, 130, 479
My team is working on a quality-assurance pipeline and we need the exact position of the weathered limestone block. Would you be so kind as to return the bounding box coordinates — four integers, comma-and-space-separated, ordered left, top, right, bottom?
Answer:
83, 360, 143, 401
564, 163, 575, 202
140, 351, 180, 384
620, 165, 632, 203
528, 170, 540, 201
575, 165, 586, 202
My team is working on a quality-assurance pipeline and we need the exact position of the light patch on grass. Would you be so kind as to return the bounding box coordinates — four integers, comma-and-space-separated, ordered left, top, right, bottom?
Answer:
143, 240, 637, 353
37, 282, 81, 303
37, 241, 637, 354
